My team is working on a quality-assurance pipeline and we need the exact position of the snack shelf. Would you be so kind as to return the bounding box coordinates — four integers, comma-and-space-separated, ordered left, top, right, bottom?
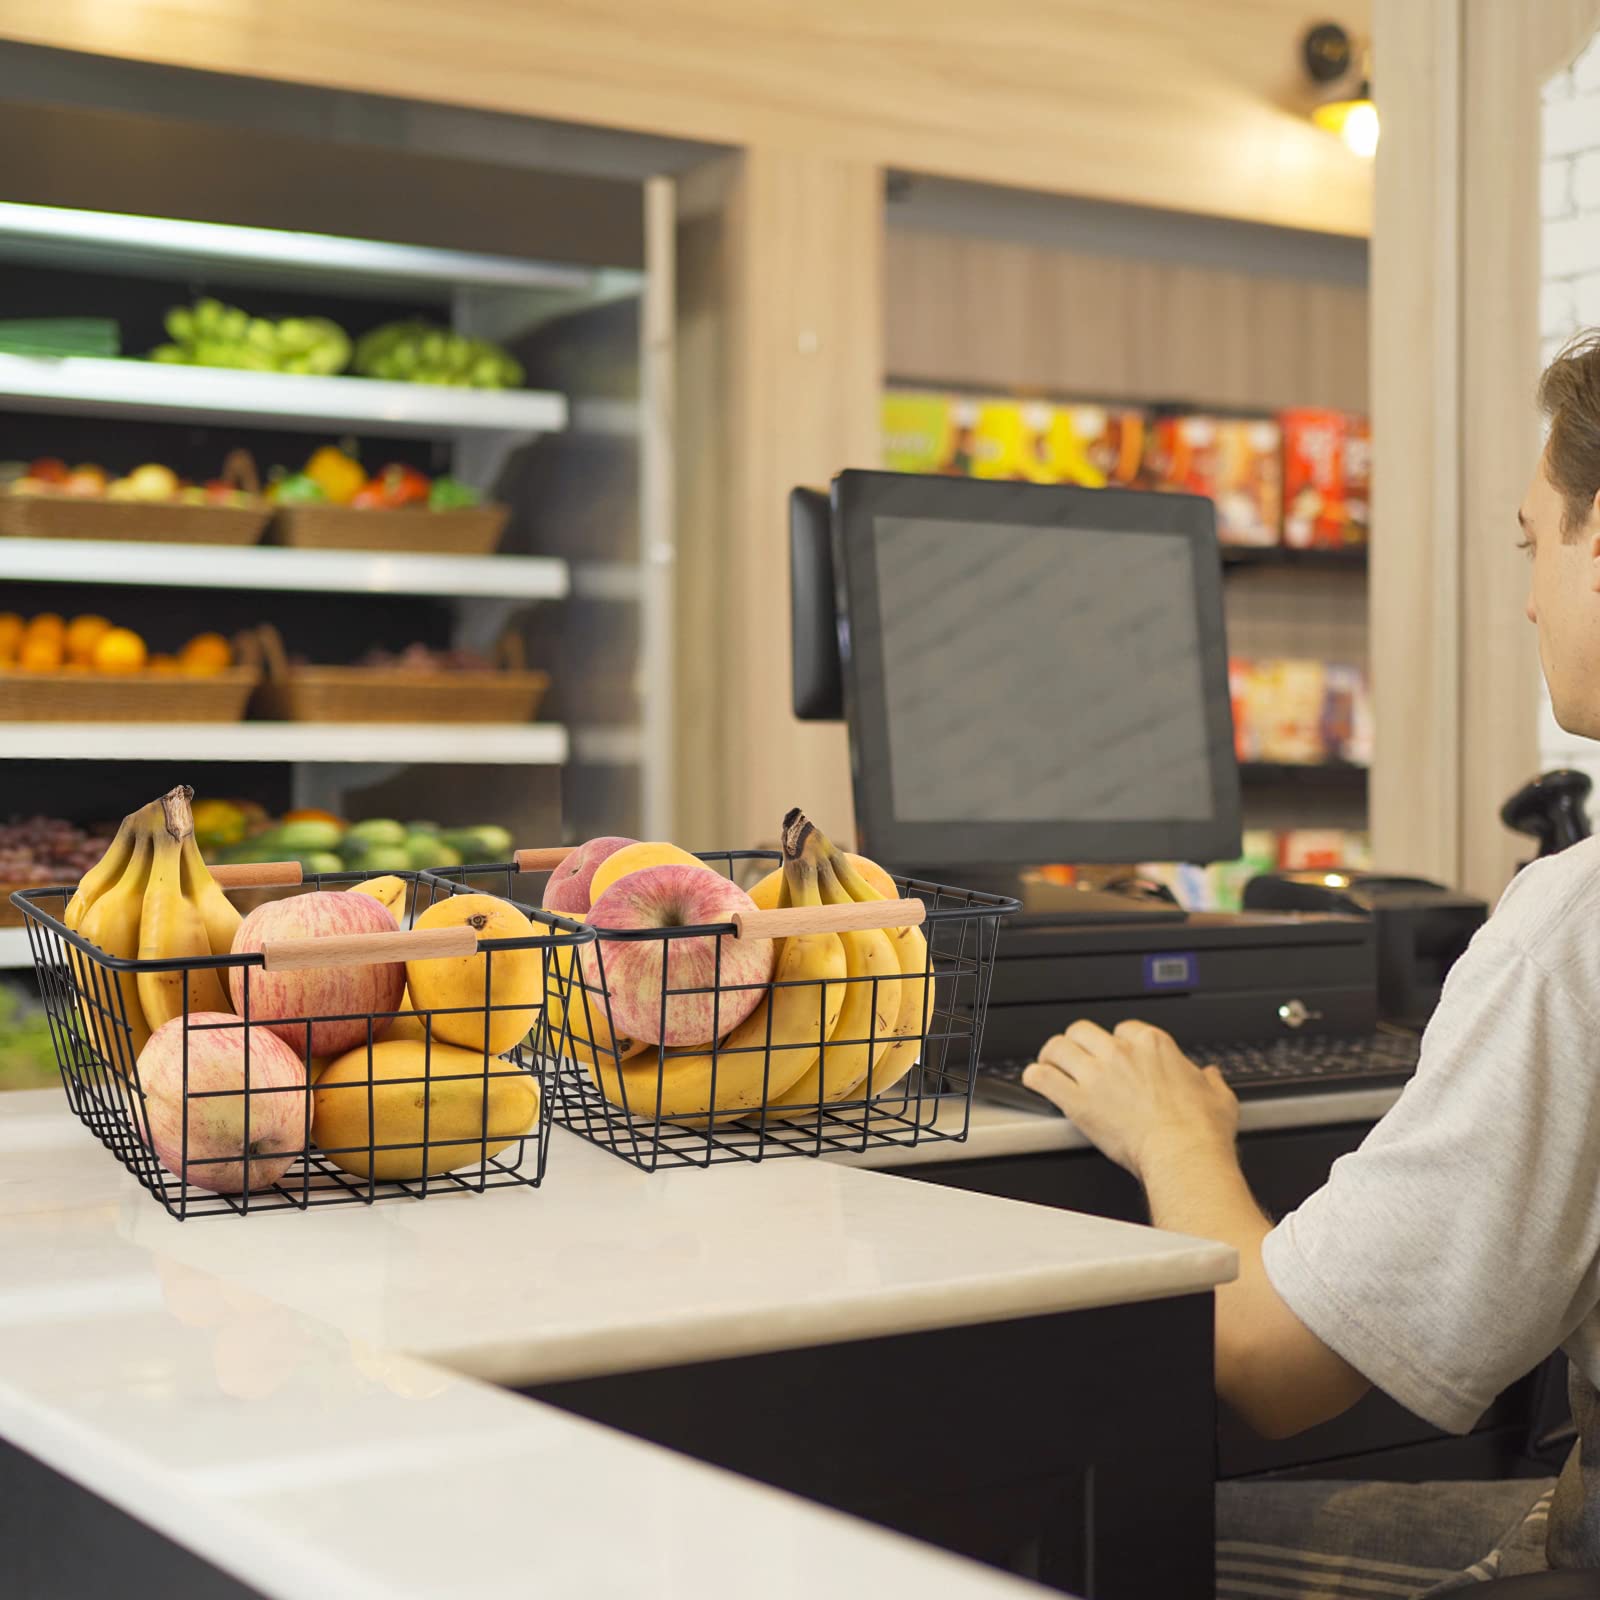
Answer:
1221, 546, 1368, 573
0, 722, 569, 764
0, 355, 568, 440
1238, 760, 1369, 790
0, 537, 570, 600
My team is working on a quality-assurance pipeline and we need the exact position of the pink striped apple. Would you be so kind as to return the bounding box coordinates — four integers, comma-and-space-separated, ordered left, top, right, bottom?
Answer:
582, 865, 774, 1047
229, 890, 404, 1059
137, 1012, 307, 1193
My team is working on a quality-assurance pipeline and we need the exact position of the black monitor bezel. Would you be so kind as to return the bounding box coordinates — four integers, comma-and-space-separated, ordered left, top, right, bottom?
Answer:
832, 469, 1244, 868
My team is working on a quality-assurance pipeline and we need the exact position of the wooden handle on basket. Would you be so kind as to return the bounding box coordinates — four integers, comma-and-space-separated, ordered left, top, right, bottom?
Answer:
496, 630, 528, 671
221, 448, 262, 497
252, 622, 293, 683
211, 861, 304, 888
732, 899, 926, 940
514, 846, 574, 873
259, 925, 477, 972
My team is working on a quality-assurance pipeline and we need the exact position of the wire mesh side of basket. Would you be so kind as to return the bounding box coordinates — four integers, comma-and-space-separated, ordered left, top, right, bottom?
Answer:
420, 855, 1015, 1172
12, 871, 579, 1218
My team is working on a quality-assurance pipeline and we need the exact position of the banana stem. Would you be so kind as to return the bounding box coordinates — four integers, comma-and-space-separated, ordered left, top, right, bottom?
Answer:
156, 784, 196, 844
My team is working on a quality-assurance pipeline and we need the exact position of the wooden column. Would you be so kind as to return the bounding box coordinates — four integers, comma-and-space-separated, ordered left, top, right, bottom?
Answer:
1372, 0, 1600, 900
674, 149, 883, 854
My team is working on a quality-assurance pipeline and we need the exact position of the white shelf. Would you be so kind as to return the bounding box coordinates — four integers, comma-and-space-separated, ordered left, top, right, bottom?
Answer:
0, 538, 571, 601
1, 723, 569, 764
0, 928, 32, 971
0, 355, 568, 440
0, 201, 634, 301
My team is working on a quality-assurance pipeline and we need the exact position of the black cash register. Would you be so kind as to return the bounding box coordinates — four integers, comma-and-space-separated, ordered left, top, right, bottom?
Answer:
797, 470, 1479, 1105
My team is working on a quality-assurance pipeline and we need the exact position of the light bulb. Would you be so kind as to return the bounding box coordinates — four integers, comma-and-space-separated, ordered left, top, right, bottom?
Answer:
1339, 101, 1380, 158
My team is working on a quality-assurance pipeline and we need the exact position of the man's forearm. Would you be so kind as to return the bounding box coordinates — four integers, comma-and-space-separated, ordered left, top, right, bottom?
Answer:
1139, 1132, 1273, 1411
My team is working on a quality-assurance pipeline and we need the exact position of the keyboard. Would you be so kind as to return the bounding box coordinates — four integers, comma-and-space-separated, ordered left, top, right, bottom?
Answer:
976, 1028, 1421, 1112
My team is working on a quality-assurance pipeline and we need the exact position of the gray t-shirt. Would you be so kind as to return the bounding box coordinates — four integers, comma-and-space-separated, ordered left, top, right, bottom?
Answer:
1262, 836, 1600, 1568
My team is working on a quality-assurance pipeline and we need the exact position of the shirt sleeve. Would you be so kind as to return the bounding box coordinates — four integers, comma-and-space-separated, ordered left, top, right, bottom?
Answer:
1261, 922, 1600, 1434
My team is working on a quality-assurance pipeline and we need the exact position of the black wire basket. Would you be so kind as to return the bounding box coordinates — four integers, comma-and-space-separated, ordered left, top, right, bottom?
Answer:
423, 847, 1017, 1171
11, 864, 577, 1219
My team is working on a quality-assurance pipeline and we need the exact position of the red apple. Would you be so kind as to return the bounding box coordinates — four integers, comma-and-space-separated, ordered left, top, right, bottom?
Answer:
542, 835, 636, 915
136, 1012, 307, 1193
583, 865, 774, 1047
229, 890, 405, 1059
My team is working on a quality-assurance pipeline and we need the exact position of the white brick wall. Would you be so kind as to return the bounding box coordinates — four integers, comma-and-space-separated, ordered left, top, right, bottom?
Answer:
1540, 39, 1600, 794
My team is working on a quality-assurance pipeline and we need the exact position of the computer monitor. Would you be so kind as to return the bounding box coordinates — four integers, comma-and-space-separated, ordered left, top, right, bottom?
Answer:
831, 470, 1243, 871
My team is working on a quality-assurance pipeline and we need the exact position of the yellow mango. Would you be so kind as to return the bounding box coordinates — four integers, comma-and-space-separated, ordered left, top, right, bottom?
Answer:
588, 840, 711, 905
312, 1038, 539, 1180
406, 894, 541, 1055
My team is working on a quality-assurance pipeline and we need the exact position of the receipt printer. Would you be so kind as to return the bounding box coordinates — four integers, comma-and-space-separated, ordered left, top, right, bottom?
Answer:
1242, 872, 1488, 1030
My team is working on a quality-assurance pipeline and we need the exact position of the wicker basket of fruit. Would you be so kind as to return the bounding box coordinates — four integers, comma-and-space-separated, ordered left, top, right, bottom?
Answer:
0, 452, 270, 546
243, 624, 549, 725
266, 449, 508, 555
9, 785, 564, 1219
0, 616, 258, 722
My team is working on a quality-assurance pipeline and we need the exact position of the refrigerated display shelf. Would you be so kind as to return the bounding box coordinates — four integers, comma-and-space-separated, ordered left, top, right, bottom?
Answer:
0, 537, 570, 600
0, 355, 568, 439
0, 723, 569, 764
0, 200, 629, 301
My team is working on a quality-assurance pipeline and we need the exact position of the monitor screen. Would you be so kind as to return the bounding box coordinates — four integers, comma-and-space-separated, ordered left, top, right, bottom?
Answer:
874, 517, 1214, 823
834, 472, 1242, 868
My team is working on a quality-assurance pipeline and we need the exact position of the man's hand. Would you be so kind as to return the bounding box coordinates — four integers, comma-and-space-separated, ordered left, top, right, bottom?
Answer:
1022, 1019, 1239, 1179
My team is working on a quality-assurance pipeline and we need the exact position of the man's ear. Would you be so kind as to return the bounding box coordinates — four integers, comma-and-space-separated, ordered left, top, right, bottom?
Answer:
1589, 492, 1600, 591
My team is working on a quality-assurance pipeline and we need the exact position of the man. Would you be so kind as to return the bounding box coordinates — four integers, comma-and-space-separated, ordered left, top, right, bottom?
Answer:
1024, 331, 1600, 1596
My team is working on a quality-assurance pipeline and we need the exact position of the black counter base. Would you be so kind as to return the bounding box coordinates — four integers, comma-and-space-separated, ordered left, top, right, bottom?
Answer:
527, 1296, 1217, 1599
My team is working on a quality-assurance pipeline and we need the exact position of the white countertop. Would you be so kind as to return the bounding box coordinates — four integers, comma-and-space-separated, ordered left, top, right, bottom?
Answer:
0, 1088, 1236, 1600
842, 1085, 1404, 1170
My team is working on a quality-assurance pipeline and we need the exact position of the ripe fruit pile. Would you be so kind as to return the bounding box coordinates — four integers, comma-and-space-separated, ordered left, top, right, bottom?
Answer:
150, 299, 352, 376
65, 787, 539, 1194
544, 810, 935, 1124
355, 321, 523, 390
0, 612, 233, 676
267, 442, 481, 511
200, 806, 512, 877
0, 815, 117, 890
4, 457, 257, 506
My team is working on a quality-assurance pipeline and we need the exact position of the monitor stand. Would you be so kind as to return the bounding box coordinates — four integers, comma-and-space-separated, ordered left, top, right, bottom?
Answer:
900, 867, 1189, 925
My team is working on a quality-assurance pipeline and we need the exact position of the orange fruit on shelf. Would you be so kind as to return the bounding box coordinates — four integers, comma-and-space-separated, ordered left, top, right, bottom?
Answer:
0, 613, 23, 661
92, 627, 148, 674
180, 632, 233, 675
147, 654, 183, 675
25, 612, 65, 639
66, 614, 112, 665
18, 634, 64, 672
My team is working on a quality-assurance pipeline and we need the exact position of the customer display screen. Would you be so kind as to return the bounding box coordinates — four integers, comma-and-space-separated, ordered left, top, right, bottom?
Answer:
872, 516, 1216, 824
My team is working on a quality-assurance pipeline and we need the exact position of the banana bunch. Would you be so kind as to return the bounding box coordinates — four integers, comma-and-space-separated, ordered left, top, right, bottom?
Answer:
354, 320, 523, 390
150, 299, 352, 376
577, 809, 935, 1124
65, 786, 242, 1071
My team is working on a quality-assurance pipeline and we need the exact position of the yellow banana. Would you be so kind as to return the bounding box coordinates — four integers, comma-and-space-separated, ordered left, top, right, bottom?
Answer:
585, 921, 847, 1122
827, 844, 936, 1102
766, 840, 898, 1113
64, 798, 162, 933
138, 791, 231, 1030
78, 825, 155, 1068
181, 830, 242, 957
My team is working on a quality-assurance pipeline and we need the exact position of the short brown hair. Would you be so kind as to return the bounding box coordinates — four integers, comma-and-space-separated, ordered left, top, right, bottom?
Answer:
1539, 331, 1600, 537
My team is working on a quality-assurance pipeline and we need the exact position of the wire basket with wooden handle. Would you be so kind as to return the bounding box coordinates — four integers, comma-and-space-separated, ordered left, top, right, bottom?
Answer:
241, 622, 550, 725
9, 863, 583, 1219
0, 451, 271, 545
420, 847, 1019, 1172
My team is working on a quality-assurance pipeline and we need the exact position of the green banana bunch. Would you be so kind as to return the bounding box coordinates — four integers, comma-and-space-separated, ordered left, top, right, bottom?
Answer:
354, 320, 523, 389
150, 298, 352, 376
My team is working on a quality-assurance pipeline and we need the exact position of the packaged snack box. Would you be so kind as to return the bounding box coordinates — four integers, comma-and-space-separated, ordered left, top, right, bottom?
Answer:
1281, 408, 1372, 548
1046, 404, 1152, 488
1229, 658, 1257, 761
1252, 658, 1327, 764
1320, 663, 1374, 766
1148, 414, 1282, 545
883, 390, 959, 475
